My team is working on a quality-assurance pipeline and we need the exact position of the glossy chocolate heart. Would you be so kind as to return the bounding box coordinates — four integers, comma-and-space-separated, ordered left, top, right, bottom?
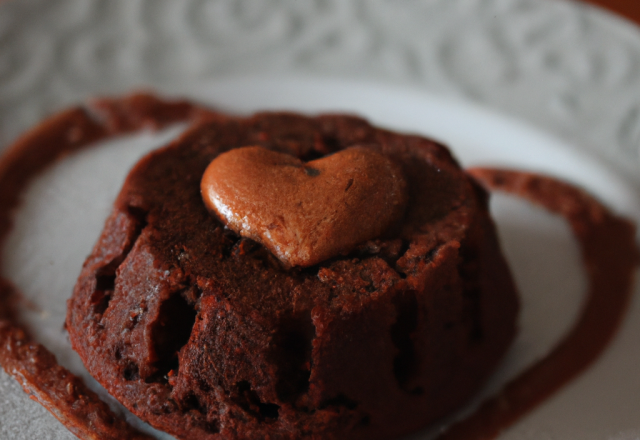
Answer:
201, 145, 407, 267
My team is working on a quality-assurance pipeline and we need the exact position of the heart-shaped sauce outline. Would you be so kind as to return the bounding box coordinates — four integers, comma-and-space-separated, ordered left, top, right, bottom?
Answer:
0, 95, 636, 440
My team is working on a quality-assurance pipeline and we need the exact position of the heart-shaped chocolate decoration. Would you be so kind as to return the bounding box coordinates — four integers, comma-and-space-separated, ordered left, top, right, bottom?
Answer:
201, 145, 407, 267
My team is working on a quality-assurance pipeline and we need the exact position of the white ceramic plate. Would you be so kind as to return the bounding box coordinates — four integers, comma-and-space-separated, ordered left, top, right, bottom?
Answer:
2, 76, 640, 440
2, 1, 640, 439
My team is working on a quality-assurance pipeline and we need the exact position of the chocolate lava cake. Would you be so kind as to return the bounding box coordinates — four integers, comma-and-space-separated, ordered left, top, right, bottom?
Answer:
66, 111, 519, 440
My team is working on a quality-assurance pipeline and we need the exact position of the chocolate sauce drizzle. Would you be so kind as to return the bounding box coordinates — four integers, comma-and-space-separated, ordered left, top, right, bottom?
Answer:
0, 96, 637, 439
0, 94, 206, 440
439, 168, 640, 439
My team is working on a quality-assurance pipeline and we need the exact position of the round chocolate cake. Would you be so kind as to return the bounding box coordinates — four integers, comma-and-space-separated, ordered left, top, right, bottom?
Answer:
66, 111, 519, 440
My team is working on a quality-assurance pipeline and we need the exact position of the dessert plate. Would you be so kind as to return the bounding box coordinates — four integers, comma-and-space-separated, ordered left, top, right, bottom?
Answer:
1, 0, 640, 439
2, 77, 640, 440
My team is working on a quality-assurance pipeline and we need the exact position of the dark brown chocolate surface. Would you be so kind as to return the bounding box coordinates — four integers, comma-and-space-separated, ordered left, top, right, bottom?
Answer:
582, 0, 640, 27
66, 110, 519, 439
